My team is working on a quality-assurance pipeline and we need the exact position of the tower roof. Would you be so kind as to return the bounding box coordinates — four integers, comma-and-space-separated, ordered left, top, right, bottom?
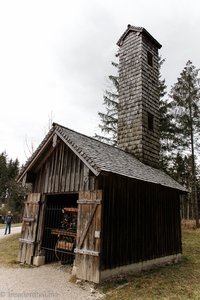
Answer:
117, 25, 162, 49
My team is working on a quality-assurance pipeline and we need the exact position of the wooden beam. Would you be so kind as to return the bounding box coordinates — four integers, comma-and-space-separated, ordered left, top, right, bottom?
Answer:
74, 248, 99, 256
34, 140, 60, 172
78, 203, 98, 248
77, 200, 101, 205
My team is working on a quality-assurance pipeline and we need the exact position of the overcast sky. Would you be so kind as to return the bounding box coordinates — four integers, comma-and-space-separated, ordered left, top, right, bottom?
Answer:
0, 0, 200, 164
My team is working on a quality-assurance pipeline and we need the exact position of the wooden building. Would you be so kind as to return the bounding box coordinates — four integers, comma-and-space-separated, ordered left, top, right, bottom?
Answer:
18, 25, 186, 283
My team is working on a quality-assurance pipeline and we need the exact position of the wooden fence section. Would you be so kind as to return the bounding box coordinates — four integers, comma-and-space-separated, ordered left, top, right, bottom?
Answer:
18, 193, 41, 264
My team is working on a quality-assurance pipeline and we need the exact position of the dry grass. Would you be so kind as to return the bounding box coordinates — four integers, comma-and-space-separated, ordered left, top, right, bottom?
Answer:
0, 233, 20, 266
181, 219, 196, 230
101, 230, 200, 300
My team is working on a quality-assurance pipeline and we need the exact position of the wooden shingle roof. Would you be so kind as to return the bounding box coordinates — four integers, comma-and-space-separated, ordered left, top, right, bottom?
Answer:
117, 25, 162, 49
18, 123, 186, 192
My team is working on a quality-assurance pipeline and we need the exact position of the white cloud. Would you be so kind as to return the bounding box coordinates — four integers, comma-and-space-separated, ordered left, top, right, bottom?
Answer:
1, 0, 200, 164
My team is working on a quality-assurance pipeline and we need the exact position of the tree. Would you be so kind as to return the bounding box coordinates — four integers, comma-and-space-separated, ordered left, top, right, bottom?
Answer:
158, 58, 176, 171
94, 61, 119, 145
0, 152, 26, 222
0, 152, 8, 202
168, 153, 194, 219
169, 60, 200, 227
95, 57, 170, 158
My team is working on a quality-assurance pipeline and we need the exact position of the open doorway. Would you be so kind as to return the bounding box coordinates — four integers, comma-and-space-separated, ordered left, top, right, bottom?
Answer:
41, 193, 78, 264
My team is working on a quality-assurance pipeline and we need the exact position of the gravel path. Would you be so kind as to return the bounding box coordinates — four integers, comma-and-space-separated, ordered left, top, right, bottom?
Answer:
0, 226, 22, 238
0, 228, 104, 300
0, 263, 104, 300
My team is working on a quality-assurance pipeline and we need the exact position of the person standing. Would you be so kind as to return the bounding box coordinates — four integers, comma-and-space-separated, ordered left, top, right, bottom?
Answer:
4, 211, 13, 235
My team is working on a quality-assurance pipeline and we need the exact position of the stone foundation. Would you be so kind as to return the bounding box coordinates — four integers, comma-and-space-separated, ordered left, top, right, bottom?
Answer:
100, 254, 181, 281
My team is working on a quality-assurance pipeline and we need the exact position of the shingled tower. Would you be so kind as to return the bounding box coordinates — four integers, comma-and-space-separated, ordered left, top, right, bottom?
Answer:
117, 25, 162, 168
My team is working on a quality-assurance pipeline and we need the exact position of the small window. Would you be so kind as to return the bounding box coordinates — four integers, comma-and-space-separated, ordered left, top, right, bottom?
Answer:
148, 113, 154, 131
147, 51, 153, 67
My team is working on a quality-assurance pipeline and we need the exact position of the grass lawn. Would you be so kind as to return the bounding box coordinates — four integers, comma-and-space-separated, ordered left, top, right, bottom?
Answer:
0, 233, 20, 266
1, 230, 200, 299
101, 230, 200, 300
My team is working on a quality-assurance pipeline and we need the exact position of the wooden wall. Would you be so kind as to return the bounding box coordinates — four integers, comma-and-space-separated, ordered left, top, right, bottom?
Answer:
24, 137, 181, 278
99, 174, 181, 270
32, 140, 97, 194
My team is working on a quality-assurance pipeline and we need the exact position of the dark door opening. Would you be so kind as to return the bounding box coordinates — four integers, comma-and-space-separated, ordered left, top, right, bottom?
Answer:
41, 193, 78, 263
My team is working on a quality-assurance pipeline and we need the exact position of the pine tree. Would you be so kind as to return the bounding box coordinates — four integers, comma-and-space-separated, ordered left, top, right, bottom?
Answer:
158, 58, 175, 171
95, 56, 170, 158
94, 61, 119, 145
169, 60, 200, 227
0, 152, 8, 202
0, 152, 26, 222
7, 158, 19, 179
169, 153, 193, 219
168, 153, 192, 186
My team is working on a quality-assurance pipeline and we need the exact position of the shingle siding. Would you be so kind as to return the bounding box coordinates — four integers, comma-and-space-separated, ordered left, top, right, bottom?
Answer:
117, 27, 160, 168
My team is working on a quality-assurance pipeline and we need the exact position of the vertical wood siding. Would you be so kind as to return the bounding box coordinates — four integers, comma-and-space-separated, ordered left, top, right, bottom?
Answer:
33, 140, 97, 193
100, 174, 181, 270
27, 138, 181, 275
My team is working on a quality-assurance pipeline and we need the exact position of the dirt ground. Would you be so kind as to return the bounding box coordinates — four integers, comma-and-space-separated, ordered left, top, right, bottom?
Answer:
0, 227, 104, 300
0, 263, 104, 300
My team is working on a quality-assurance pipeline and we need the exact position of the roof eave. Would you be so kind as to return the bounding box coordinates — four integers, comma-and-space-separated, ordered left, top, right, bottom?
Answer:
55, 129, 101, 177
17, 130, 56, 182
100, 168, 187, 193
